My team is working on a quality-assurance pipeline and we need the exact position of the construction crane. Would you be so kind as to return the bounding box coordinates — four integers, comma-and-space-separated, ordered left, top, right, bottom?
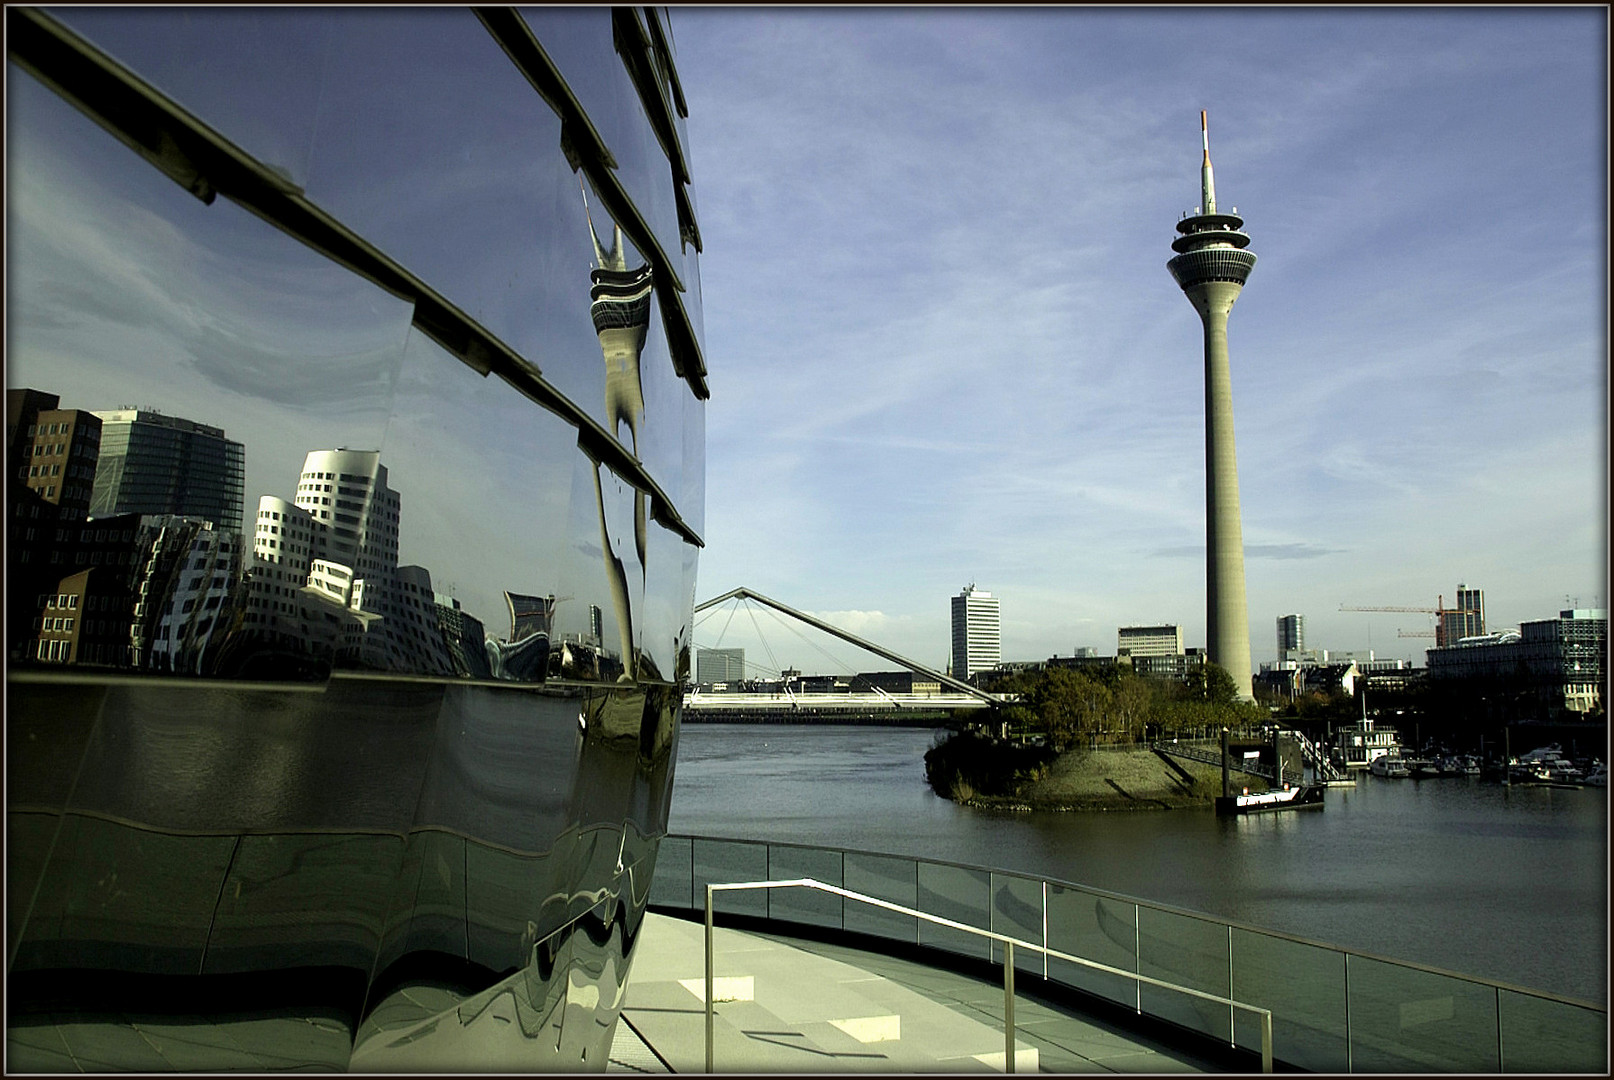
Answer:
1339, 595, 1481, 648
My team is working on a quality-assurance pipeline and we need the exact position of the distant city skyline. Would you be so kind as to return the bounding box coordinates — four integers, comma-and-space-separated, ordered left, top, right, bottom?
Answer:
677, 8, 1606, 670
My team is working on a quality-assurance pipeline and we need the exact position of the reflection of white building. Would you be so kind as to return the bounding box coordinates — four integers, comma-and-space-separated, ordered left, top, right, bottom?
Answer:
239, 449, 477, 674
295, 449, 400, 576
244, 496, 314, 638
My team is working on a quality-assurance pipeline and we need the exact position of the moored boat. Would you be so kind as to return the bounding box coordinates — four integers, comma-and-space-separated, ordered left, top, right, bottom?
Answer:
1215, 782, 1325, 816
1371, 754, 1411, 778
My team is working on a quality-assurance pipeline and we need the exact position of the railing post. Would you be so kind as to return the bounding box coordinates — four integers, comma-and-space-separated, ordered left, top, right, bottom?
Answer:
1261, 1010, 1273, 1073
1495, 984, 1504, 1072
1343, 951, 1352, 1073
704, 884, 715, 1073
1134, 903, 1142, 1014
1004, 939, 1015, 1073
1227, 924, 1235, 1046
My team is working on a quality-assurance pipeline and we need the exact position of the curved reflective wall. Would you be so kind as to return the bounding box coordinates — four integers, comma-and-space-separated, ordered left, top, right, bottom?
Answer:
6, 6, 703, 1070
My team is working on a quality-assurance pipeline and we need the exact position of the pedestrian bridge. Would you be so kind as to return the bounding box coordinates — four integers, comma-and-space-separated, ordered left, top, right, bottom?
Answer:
686, 688, 995, 717
689, 587, 1005, 720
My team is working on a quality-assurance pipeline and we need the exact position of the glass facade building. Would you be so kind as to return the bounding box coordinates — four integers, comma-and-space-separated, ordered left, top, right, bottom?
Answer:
7, 6, 705, 1070
88, 408, 246, 532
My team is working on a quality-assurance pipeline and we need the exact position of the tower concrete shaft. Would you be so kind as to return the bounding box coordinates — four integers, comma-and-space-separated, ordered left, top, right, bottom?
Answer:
1167, 112, 1256, 701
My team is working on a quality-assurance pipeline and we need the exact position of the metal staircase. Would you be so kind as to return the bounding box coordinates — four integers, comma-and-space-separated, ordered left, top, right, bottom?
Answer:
1153, 740, 1274, 781
1282, 728, 1348, 782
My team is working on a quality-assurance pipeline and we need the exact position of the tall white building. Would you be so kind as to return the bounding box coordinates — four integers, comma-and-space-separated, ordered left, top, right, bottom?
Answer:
950, 584, 1000, 681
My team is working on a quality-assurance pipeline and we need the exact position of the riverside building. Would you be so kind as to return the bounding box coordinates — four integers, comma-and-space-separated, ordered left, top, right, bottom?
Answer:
697, 647, 746, 684
1117, 623, 1185, 658
951, 583, 1001, 681
1426, 608, 1606, 717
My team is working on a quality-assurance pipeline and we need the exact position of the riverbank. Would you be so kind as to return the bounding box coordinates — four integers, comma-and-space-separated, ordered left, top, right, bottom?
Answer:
927, 733, 1260, 811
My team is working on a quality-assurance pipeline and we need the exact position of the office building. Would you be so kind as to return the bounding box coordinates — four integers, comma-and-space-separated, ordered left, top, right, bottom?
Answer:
1426, 608, 1606, 716
1118, 624, 1184, 659
1276, 614, 1305, 661
1442, 584, 1486, 644
697, 647, 745, 684
1131, 648, 1206, 682
1167, 111, 1257, 700
89, 408, 245, 533
951, 584, 1001, 681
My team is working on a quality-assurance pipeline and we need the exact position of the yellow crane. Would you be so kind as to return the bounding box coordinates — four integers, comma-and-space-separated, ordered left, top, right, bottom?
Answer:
1338, 596, 1481, 648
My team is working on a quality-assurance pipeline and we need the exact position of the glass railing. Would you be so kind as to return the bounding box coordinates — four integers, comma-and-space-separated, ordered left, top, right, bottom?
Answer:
649, 834, 1607, 1074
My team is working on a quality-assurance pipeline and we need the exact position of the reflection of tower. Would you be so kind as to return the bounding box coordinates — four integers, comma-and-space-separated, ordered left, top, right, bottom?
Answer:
588, 603, 604, 647
1167, 111, 1257, 702
582, 182, 653, 678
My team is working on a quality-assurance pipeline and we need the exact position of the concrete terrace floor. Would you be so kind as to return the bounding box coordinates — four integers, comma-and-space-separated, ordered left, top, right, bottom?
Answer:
608, 913, 1221, 1073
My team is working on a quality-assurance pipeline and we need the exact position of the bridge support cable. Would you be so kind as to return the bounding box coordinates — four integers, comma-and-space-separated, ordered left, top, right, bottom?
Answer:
751, 597, 870, 678
694, 587, 999, 706
740, 598, 786, 680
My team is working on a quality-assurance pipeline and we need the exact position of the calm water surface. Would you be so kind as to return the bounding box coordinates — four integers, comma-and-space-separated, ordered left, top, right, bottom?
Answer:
667, 724, 1608, 1005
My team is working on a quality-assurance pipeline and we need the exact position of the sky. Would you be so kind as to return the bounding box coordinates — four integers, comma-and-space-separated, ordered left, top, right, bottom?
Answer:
670, 7, 1609, 676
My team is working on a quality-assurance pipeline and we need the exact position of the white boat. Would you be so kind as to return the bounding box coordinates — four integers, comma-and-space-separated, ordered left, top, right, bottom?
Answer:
1371, 754, 1410, 778
1584, 761, 1607, 787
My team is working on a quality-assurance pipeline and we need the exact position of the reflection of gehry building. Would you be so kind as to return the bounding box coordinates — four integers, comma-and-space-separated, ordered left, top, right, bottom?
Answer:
238, 450, 478, 676
295, 449, 400, 576
89, 408, 245, 533
138, 516, 242, 673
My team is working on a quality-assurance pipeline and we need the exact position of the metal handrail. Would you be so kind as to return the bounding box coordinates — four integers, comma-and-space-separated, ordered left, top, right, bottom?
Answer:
701, 878, 1273, 1074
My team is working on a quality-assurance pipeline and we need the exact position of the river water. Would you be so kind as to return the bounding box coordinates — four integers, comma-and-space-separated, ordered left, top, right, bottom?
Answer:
665, 723, 1607, 1005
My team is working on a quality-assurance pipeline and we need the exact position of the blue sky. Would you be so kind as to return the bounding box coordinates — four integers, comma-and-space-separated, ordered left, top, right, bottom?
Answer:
673, 7, 1608, 674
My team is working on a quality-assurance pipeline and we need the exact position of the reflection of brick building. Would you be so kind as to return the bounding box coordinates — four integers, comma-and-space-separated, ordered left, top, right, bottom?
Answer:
8, 389, 102, 521
13, 511, 143, 665
30, 567, 135, 665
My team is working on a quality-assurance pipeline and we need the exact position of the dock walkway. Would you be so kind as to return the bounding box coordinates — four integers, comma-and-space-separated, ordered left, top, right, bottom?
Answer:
607, 912, 1215, 1073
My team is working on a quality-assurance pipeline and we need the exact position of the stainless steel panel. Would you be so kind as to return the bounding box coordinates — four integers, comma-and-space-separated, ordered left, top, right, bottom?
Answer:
42, 6, 331, 188
521, 8, 685, 270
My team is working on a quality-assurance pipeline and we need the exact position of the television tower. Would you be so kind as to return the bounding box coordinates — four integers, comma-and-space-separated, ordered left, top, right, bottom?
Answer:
1168, 111, 1256, 701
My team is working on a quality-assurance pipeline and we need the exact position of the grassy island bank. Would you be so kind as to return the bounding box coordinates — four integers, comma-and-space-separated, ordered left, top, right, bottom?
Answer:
925, 660, 1275, 811
925, 733, 1263, 811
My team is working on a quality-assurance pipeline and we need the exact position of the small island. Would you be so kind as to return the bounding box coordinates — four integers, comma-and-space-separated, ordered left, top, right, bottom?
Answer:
925, 661, 1275, 811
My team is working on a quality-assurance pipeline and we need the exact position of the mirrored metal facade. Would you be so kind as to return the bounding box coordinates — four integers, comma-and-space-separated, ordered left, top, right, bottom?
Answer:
6, 6, 703, 1069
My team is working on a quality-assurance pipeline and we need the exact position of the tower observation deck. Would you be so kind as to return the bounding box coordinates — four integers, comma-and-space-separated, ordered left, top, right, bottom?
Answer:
1168, 111, 1256, 702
